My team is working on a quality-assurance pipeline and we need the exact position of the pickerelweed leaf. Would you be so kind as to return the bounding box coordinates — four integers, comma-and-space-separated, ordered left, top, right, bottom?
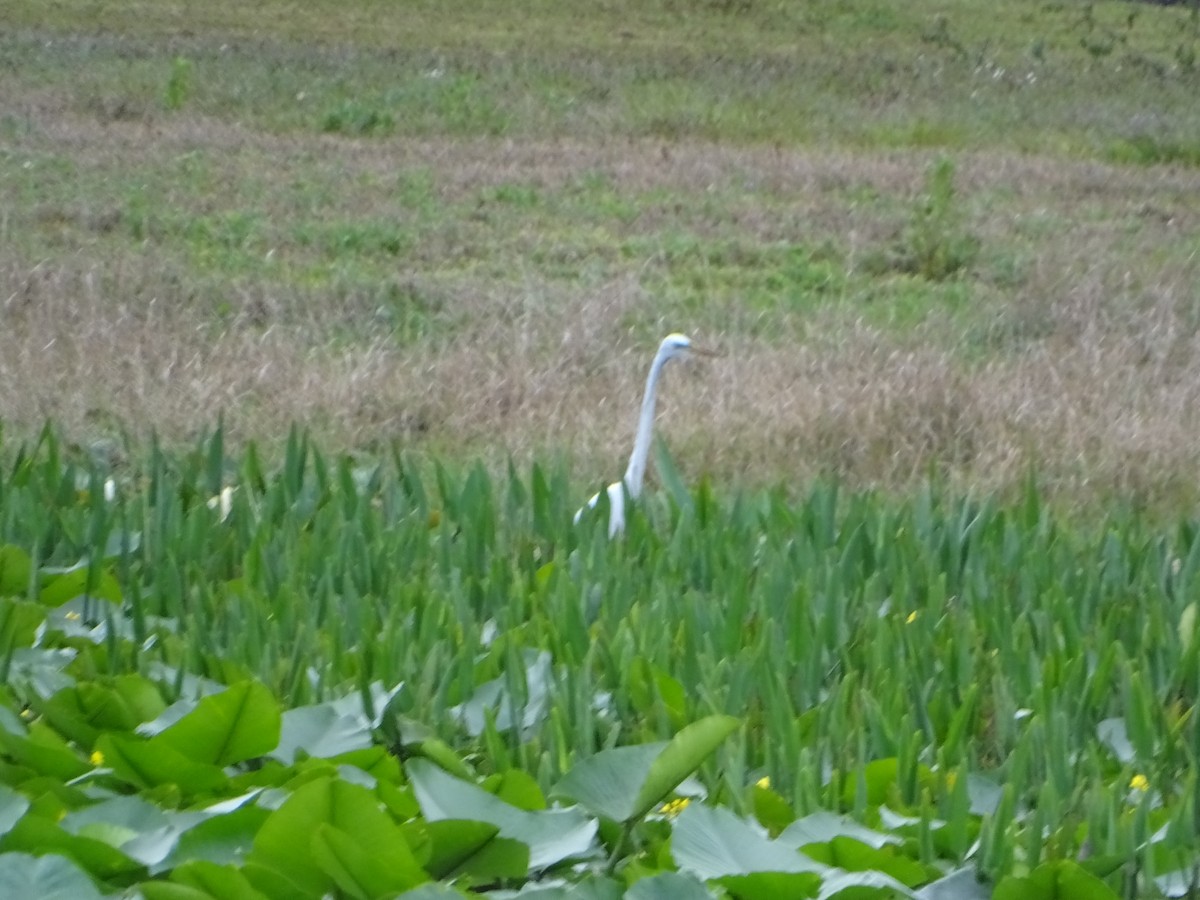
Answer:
168, 859, 270, 900
626, 871, 717, 899
0, 851, 105, 900
408, 757, 597, 870
671, 803, 828, 879
631, 715, 739, 821
248, 775, 423, 898
552, 742, 665, 822
156, 680, 281, 767
0, 546, 33, 597
96, 732, 229, 795
270, 700, 373, 764
0, 785, 30, 837
780, 812, 901, 849
915, 867, 992, 900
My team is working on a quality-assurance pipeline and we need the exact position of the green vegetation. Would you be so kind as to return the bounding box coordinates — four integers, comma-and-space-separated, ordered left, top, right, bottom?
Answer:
0, 427, 1199, 897
4, 0, 1200, 895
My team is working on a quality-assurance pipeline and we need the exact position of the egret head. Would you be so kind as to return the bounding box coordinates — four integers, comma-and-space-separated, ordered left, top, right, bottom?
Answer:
658, 333, 718, 362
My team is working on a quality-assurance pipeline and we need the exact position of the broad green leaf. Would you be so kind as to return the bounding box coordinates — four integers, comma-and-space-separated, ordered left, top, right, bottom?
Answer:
163, 805, 270, 871
395, 885, 472, 899
553, 743, 665, 822
0, 599, 44, 651
671, 803, 828, 879
0, 725, 89, 780
915, 867, 991, 900
0, 785, 29, 836
170, 860, 269, 900
408, 758, 597, 869
249, 776, 421, 898
423, 819, 501, 877
310, 823, 428, 899
271, 701, 372, 764
0, 813, 145, 882
0, 851, 104, 900
157, 681, 281, 767
780, 812, 901, 850
0, 546, 33, 597
138, 882, 218, 900
714, 871, 822, 900
37, 566, 123, 607
96, 733, 228, 794
631, 715, 739, 820
627, 871, 717, 899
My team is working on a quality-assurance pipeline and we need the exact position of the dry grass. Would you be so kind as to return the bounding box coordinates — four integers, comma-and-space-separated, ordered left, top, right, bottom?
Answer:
3, 10, 1200, 513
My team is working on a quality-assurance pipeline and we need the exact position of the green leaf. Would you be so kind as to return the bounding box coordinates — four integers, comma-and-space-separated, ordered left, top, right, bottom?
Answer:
96, 733, 229, 794
0, 813, 145, 882
553, 743, 665, 822
249, 776, 423, 898
780, 813, 901, 849
310, 823, 428, 899
170, 860, 269, 900
408, 758, 597, 869
423, 819, 501, 878
0, 785, 30, 837
37, 566, 123, 607
0, 599, 44, 651
163, 805, 270, 871
0, 546, 33, 597
671, 803, 828, 879
271, 701, 373, 764
157, 681, 281, 767
0, 851, 105, 900
0, 725, 89, 781
632, 715, 739, 820
553, 716, 737, 825
714, 871, 822, 900
627, 871, 717, 899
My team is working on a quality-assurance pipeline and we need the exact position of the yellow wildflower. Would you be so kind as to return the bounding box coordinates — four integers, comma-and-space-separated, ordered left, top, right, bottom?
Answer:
19, 708, 33, 720
90, 750, 105, 767
1130, 773, 1149, 792
906, 611, 918, 624
659, 797, 690, 817
756, 776, 771, 790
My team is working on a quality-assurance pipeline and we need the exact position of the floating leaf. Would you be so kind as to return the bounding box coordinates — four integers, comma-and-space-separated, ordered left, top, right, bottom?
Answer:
408, 758, 596, 870
157, 681, 281, 767
0, 851, 104, 900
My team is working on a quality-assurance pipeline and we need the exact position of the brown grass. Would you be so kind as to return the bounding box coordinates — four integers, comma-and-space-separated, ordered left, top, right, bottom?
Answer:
3, 99, 1200, 511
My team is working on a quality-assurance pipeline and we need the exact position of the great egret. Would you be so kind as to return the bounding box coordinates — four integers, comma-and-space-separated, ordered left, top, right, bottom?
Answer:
575, 333, 716, 537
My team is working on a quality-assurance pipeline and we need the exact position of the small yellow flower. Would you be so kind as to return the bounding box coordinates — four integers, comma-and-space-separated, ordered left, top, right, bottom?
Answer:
659, 797, 690, 817
19, 708, 33, 720
1130, 773, 1149, 792
90, 750, 105, 767
755, 776, 771, 790
906, 611, 918, 624
65, 611, 81, 621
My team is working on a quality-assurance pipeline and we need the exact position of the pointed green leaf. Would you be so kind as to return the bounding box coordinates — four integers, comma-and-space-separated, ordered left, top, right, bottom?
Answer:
672, 803, 827, 879
157, 681, 281, 767
553, 743, 665, 822
0, 852, 104, 900
311, 823, 428, 899
408, 758, 596, 869
632, 715, 738, 820
96, 733, 228, 794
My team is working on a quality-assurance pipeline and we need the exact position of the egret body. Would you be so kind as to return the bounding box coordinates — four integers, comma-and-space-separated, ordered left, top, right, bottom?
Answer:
575, 333, 713, 537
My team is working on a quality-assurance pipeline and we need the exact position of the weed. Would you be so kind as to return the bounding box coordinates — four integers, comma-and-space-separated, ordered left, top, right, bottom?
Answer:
865, 158, 979, 281
321, 100, 395, 135
164, 56, 192, 111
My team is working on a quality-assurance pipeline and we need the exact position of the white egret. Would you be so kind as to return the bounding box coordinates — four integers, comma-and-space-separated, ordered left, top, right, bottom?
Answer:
575, 333, 716, 537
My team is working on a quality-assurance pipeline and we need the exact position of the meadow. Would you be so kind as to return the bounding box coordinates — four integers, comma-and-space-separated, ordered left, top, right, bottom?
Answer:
3, 0, 1200, 896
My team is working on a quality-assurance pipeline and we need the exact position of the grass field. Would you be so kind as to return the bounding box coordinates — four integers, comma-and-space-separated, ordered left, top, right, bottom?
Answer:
3, 1, 1200, 897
